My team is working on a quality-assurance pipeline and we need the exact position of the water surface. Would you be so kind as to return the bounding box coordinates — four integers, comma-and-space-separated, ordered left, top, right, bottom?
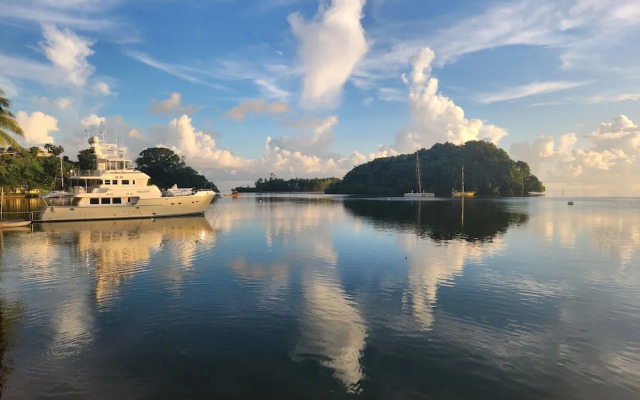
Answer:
0, 196, 639, 399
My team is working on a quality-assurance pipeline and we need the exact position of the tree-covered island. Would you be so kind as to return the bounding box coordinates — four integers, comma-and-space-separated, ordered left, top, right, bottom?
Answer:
327, 141, 544, 196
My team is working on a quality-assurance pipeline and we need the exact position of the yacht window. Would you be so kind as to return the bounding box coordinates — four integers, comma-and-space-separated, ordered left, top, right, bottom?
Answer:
105, 180, 111, 185
113, 180, 118, 185
99, 180, 103, 185
113, 198, 122, 204
133, 180, 136, 185
122, 180, 130, 185
90, 198, 99, 205
101, 198, 110, 204
128, 197, 132, 203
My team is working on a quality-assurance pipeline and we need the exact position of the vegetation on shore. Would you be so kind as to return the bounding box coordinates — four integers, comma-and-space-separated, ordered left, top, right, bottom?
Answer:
235, 174, 340, 193
0, 145, 218, 193
326, 141, 544, 196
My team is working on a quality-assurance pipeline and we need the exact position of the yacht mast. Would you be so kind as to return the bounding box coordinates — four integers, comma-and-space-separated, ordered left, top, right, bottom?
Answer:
416, 151, 422, 193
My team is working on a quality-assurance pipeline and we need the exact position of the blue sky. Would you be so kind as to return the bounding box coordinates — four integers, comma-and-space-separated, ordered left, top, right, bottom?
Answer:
1, 0, 640, 195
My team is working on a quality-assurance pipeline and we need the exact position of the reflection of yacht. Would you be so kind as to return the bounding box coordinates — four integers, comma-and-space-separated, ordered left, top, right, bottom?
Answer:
452, 166, 475, 197
37, 136, 216, 222
405, 150, 434, 198
40, 216, 214, 303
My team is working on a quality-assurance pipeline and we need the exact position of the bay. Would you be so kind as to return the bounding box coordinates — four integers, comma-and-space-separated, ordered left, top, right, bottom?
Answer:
0, 196, 639, 399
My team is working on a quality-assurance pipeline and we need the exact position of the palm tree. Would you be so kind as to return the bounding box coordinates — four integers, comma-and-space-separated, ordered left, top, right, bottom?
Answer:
0, 88, 24, 149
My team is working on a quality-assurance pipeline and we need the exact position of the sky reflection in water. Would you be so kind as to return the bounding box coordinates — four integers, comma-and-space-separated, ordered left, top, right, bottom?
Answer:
0, 196, 639, 399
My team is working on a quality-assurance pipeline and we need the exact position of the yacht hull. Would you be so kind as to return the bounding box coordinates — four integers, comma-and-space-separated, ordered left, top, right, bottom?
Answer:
36, 192, 215, 222
404, 192, 435, 198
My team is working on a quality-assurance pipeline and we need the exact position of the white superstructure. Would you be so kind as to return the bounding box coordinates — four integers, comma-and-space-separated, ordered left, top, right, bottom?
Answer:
37, 136, 216, 222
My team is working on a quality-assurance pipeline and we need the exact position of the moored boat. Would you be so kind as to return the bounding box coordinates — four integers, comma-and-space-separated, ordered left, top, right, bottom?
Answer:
404, 150, 434, 198
36, 135, 216, 222
452, 166, 475, 197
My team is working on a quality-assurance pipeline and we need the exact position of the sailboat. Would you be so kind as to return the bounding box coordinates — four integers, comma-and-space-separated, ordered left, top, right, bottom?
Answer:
452, 166, 475, 197
404, 150, 434, 198
42, 156, 72, 199
0, 187, 32, 228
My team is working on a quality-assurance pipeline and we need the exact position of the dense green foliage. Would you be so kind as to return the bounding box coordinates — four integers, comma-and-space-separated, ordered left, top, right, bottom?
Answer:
327, 141, 545, 196
236, 174, 340, 193
135, 147, 218, 191
77, 148, 97, 170
0, 147, 73, 192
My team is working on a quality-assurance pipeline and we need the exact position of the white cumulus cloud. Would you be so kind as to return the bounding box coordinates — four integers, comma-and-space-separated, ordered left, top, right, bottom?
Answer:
40, 24, 95, 86
260, 115, 363, 177
94, 81, 112, 95
394, 48, 507, 153
510, 115, 640, 196
289, 0, 368, 109
16, 111, 59, 145
147, 92, 201, 115
81, 113, 105, 128
159, 115, 253, 170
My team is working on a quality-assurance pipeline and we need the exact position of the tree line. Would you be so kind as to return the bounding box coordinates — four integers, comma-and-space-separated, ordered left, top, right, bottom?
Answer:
235, 174, 340, 193
0, 145, 218, 193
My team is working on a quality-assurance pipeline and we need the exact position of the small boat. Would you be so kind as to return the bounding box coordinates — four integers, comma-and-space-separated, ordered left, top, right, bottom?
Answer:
164, 184, 194, 197
452, 166, 475, 197
0, 219, 32, 228
42, 190, 73, 199
0, 187, 32, 228
404, 150, 434, 198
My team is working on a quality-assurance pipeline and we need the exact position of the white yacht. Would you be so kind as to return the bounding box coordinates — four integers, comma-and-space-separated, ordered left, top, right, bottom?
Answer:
37, 136, 216, 222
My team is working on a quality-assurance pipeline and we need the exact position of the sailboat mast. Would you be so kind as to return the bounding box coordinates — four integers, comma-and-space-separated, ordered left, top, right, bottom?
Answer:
416, 151, 422, 193
59, 156, 64, 190
461, 166, 465, 193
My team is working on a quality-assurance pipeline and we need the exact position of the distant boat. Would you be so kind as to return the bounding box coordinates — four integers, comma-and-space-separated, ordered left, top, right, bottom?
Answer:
404, 150, 434, 198
527, 191, 545, 196
452, 166, 475, 197
568, 201, 574, 205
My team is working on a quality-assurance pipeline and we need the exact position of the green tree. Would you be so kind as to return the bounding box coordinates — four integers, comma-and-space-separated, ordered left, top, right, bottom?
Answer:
0, 88, 24, 149
77, 148, 97, 170
44, 143, 64, 156
135, 147, 218, 191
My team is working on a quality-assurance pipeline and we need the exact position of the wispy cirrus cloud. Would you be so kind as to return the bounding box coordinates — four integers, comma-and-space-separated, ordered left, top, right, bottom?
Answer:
225, 99, 289, 121
354, 0, 640, 88
478, 81, 587, 104
586, 93, 640, 104
0, 0, 136, 42
125, 51, 227, 90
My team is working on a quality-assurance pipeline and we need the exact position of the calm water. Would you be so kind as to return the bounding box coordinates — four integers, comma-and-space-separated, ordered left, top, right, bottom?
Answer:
0, 196, 639, 399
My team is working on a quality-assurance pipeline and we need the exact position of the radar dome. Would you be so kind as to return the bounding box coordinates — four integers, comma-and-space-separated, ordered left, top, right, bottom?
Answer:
88, 136, 100, 145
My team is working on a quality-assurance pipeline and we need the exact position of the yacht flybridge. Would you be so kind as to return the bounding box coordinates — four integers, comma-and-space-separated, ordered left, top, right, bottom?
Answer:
36, 136, 216, 222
